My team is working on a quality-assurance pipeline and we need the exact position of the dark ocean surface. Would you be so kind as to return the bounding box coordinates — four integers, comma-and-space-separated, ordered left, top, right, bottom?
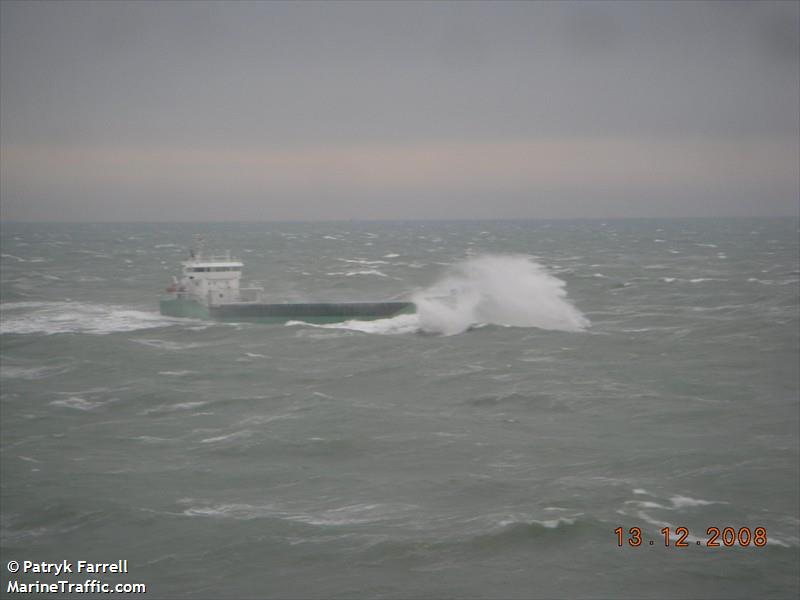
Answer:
1, 219, 798, 598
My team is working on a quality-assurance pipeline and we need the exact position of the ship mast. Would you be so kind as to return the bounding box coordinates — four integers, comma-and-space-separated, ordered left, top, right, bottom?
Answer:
191, 234, 205, 260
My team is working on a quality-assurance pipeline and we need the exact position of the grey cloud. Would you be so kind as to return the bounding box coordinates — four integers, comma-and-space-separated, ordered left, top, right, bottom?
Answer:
1, 0, 797, 221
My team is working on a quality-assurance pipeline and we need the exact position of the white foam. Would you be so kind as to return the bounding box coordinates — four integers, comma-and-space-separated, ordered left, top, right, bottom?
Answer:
284, 503, 409, 526
287, 313, 420, 336
50, 396, 114, 411
143, 401, 209, 414
1, 364, 69, 380
199, 430, 253, 444
669, 495, 727, 509
625, 500, 669, 509
183, 503, 275, 519
537, 517, 578, 529
413, 255, 589, 335
181, 500, 414, 526
494, 514, 580, 529
326, 269, 389, 277
0, 302, 190, 335
337, 258, 390, 265
133, 339, 208, 350
132, 436, 173, 444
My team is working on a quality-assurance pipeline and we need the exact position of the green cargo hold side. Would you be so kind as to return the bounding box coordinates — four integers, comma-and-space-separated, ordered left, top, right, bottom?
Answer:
159, 298, 415, 323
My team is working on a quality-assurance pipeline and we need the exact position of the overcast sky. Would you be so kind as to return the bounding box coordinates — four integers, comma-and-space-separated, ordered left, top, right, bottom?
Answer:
1, 0, 798, 222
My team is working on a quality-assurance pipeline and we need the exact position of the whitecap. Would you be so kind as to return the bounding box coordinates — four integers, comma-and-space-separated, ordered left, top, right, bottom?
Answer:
183, 503, 275, 519
669, 495, 727, 509
625, 500, 669, 509
337, 258, 390, 265
132, 436, 175, 444
287, 313, 420, 336
199, 430, 253, 444
285, 503, 415, 526
537, 517, 578, 529
1, 364, 70, 380
133, 339, 209, 350
144, 401, 209, 414
50, 396, 113, 411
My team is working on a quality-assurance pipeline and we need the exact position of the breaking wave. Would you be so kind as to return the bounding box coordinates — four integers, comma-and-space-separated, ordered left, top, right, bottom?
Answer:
289, 255, 589, 336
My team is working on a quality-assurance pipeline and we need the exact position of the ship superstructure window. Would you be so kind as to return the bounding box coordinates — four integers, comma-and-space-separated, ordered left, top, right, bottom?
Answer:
188, 267, 241, 272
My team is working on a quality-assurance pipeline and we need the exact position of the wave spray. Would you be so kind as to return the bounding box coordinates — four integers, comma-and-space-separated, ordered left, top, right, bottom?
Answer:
413, 255, 589, 335
293, 255, 590, 336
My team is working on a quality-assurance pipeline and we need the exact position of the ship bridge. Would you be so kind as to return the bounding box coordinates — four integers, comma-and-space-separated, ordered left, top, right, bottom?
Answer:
178, 252, 248, 306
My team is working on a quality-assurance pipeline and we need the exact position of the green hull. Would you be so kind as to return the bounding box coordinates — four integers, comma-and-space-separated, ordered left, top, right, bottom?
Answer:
159, 297, 415, 324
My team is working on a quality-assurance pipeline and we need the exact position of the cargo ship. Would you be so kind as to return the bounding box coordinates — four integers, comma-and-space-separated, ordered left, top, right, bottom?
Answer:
159, 240, 415, 323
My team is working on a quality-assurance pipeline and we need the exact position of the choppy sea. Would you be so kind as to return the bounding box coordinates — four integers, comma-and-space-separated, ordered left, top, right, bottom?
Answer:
1, 219, 798, 599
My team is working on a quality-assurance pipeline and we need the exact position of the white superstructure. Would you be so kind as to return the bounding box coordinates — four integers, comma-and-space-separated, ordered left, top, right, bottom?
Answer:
168, 238, 263, 306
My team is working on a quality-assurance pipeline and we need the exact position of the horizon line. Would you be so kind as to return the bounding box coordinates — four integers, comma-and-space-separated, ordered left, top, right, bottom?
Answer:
2, 214, 799, 226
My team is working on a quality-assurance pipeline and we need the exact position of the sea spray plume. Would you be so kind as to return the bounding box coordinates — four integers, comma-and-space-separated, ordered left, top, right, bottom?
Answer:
285, 255, 590, 336
412, 255, 590, 335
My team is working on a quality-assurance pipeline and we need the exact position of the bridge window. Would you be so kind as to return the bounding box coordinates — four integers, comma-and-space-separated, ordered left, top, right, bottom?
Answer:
189, 266, 241, 272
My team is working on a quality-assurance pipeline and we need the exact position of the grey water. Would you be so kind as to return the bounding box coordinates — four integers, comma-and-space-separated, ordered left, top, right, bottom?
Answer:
1, 218, 798, 599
